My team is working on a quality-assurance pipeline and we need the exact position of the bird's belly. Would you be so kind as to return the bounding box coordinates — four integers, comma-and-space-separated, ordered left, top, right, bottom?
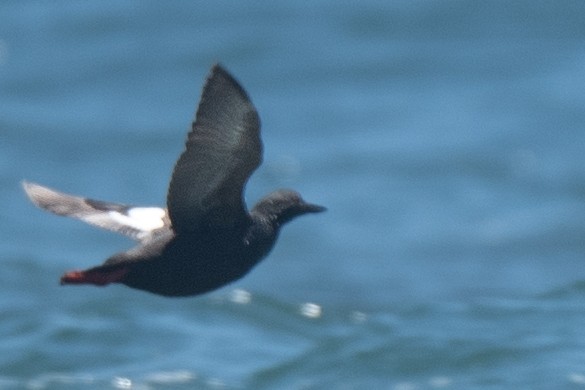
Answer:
123, 250, 258, 297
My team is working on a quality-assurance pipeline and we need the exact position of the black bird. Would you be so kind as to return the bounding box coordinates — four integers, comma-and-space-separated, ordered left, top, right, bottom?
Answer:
23, 64, 325, 297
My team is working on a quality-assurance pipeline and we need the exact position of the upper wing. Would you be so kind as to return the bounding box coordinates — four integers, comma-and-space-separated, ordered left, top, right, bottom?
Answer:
22, 181, 169, 242
166, 64, 262, 234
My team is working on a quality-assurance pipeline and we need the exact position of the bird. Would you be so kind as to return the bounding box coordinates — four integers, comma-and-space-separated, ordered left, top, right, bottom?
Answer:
22, 64, 325, 297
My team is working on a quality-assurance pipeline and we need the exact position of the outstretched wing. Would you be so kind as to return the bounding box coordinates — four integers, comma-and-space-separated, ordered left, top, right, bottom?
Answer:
22, 181, 169, 242
166, 64, 262, 234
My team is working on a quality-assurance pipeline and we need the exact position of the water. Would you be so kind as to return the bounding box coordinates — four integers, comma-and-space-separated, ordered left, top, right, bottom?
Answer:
2, 1, 585, 388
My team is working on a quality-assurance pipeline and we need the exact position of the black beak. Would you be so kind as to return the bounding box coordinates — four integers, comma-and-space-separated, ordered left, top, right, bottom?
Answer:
303, 203, 327, 213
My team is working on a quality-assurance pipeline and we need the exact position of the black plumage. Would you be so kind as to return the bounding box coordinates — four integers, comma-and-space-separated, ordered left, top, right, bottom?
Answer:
23, 64, 325, 297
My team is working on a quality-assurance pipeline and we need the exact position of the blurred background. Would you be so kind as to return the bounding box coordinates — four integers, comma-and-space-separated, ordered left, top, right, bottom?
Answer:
2, 1, 585, 388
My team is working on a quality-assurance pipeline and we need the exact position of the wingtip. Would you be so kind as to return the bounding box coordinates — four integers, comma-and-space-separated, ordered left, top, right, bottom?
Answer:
21, 180, 45, 192
21, 180, 50, 205
197, 62, 254, 116
208, 63, 233, 85
210, 62, 225, 72
21, 180, 38, 200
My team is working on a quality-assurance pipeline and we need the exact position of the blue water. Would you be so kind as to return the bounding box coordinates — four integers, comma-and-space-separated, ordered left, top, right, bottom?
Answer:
3, 1, 585, 388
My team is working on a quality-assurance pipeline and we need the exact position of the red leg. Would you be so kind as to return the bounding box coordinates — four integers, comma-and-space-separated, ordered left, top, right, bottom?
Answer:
60, 267, 129, 286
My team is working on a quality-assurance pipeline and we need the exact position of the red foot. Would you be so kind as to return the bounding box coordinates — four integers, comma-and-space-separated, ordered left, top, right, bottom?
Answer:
60, 267, 129, 286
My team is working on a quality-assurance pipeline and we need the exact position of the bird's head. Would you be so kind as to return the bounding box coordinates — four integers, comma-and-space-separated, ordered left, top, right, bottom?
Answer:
251, 189, 326, 226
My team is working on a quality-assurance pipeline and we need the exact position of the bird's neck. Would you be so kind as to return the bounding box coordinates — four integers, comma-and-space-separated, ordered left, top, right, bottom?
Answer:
245, 214, 280, 259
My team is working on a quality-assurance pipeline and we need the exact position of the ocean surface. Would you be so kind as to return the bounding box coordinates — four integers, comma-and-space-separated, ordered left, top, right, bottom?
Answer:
2, 1, 585, 388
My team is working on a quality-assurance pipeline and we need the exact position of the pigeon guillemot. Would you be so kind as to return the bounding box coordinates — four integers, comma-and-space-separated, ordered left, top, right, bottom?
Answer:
23, 64, 325, 297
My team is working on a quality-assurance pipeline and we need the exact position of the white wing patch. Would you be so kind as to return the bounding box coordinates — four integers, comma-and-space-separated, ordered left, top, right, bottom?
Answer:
108, 207, 166, 232
22, 181, 170, 242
